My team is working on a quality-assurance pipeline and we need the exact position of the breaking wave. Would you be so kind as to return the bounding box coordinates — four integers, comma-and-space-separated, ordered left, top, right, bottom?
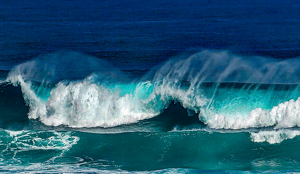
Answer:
4, 49, 300, 140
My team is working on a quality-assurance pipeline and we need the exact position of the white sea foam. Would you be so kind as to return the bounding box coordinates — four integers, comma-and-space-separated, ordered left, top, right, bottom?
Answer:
4, 130, 79, 151
0, 130, 79, 165
250, 130, 300, 144
38, 80, 162, 127
0, 130, 79, 171
202, 97, 300, 130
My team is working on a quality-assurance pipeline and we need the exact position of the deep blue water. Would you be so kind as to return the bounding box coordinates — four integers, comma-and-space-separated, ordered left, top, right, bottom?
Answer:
1, 0, 300, 173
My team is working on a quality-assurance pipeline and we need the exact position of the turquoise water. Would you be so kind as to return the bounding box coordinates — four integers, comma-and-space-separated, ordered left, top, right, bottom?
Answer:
2, 129, 300, 172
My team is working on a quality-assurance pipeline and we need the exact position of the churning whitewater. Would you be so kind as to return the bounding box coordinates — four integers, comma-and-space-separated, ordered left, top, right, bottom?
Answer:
3, 50, 300, 145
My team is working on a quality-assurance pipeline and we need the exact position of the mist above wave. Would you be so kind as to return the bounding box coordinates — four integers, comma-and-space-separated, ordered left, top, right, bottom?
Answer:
146, 49, 300, 84
7, 51, 125, 84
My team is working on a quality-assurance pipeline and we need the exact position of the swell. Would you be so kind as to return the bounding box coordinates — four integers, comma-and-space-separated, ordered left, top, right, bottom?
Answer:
3, 49, 300, 134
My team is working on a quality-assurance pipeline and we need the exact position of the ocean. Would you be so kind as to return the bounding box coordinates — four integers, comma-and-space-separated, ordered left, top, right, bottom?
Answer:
1, 0, 300, 173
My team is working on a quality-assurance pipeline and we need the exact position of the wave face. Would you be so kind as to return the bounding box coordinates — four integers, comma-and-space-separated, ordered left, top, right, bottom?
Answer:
3, 50, 300, 172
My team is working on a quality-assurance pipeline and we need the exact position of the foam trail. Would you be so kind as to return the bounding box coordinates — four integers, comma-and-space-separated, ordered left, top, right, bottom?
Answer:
4, 130, 79, 151
0, 129, 79, 166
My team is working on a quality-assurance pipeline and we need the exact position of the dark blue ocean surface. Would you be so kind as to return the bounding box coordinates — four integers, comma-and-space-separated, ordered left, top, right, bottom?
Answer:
1, 0, 300, 70
1, 0, 300, 173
